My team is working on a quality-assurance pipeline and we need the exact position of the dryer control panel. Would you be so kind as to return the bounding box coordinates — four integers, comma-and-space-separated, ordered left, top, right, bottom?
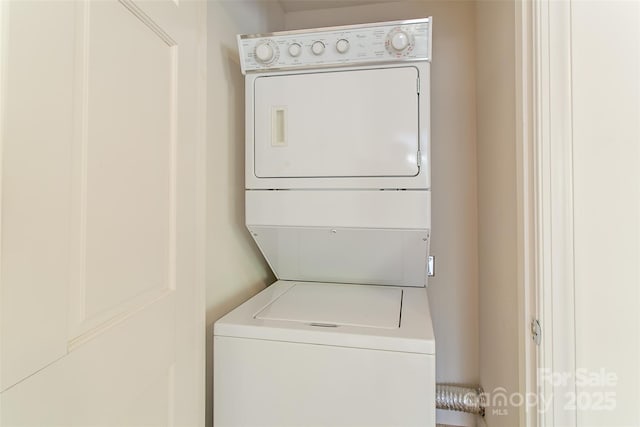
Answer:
238, 18, 432, 74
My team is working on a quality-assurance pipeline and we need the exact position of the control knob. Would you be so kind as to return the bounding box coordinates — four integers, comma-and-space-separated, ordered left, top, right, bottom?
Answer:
288, 43, 302, 57
311, 41, 325, 55
391, 31, 409, 51
255, 41, 275, 63
336, 39, 350, 54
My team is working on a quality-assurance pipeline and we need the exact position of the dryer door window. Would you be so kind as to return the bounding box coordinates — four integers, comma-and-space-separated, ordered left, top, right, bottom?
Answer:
253, 67, 420, 178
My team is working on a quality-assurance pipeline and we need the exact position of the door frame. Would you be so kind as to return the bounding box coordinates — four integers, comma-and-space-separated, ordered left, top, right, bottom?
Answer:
515, 0, 540, 425
522, 0, 578, 426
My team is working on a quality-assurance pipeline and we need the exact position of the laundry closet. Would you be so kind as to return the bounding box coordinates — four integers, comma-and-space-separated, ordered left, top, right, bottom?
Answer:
207, 1, 522, 426
208, 2, 518, 425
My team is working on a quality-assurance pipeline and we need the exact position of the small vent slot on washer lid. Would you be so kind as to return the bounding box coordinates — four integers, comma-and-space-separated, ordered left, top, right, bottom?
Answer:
310, 323, 338, 328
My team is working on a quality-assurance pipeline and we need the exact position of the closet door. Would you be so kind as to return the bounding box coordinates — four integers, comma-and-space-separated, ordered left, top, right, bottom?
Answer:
0, 1, 205, 425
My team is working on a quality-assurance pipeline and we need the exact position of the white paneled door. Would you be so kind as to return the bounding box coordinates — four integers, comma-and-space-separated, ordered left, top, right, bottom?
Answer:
0, 0, 205, 425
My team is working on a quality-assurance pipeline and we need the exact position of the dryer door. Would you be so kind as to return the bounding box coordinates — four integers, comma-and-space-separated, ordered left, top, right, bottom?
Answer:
253, 67, 420, 178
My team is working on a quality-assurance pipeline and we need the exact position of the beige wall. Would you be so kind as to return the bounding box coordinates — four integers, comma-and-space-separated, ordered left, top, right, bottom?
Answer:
475, 1, 520, 426
571, 1, 639, 425
285, 3, 480, 426
205, 1, 284, 425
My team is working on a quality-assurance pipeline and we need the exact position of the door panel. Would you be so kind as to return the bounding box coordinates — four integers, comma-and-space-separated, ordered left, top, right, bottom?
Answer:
1, 295, 175, 426
0, 0, 204, 425
253, 67, 420, 178
70, 0, 175, 338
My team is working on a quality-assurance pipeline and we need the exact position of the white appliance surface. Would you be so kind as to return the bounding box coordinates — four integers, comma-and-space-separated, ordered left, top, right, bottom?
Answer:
245, 190, 431, 287
237, 18, 431, 73
255, 282, 402, 329
214, 280, 436, 426
215, 18, 435, 427
214, 335, 435, 427
215, 280, 435, 354
245, 63, 430, 190
248, 226, 429, 287
254, 67, 420, 179
242, 18, 431, 190
245, 189, 431, 229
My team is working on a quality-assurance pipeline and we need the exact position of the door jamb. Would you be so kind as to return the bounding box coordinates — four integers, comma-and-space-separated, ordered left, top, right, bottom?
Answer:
528, 1, 578, 426
515, 0, 539, 425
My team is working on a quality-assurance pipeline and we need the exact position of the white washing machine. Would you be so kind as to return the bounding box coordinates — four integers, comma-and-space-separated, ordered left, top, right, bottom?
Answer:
214, 18, 435, 427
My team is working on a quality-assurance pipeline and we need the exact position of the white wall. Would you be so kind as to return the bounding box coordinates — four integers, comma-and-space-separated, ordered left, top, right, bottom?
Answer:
474, 1, 520, 426
570, 1, 639, 425
206, 1, 284, 426
285, 3, 479, 426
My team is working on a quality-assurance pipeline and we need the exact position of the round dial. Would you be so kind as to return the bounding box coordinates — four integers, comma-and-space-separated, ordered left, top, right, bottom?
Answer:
336, 39, 350, 54
254, 42, 275, 63
288, 43, 302, 57
311, 41, 325, 56
391, 31, 409, 51
385, 27, 415, 57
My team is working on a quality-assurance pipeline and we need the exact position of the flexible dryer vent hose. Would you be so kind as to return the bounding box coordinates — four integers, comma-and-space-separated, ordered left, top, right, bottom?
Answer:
435, 384, 485, 417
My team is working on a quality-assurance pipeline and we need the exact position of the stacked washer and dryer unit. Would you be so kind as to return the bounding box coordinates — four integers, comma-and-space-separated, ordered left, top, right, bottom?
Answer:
214, 18, 435, 427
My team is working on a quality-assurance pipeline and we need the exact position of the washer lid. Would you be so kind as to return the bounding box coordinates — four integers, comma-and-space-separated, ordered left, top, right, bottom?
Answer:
255, 283, 402, 329
214, 281, 435, 354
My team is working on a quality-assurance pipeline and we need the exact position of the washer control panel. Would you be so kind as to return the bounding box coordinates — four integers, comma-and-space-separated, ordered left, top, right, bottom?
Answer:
238, 18, 432, 74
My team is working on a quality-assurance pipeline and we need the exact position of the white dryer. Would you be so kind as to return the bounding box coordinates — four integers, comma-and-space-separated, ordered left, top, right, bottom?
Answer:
214, 19, 435, 427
